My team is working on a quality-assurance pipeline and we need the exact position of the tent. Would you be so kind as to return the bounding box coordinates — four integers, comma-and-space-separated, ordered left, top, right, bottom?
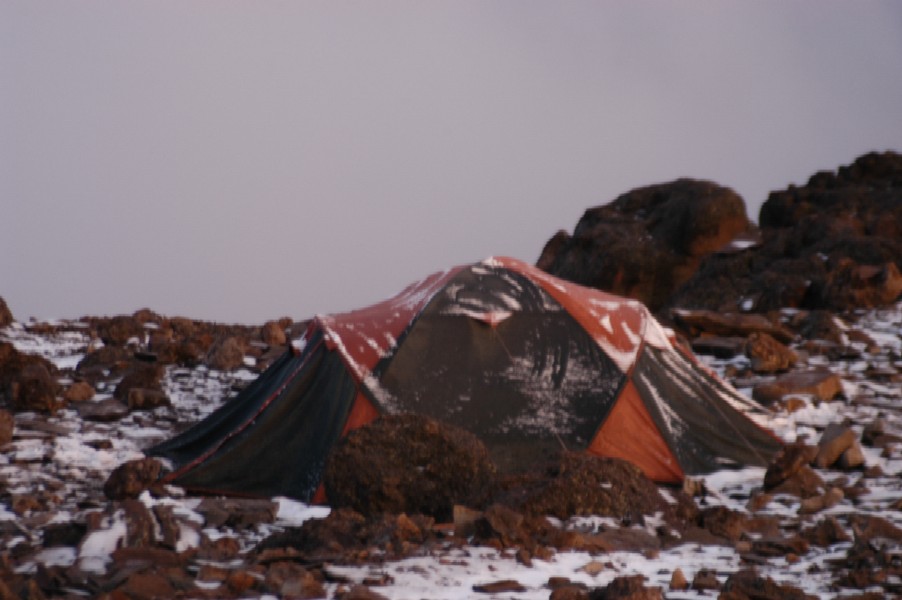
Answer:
149, 256, 781, 501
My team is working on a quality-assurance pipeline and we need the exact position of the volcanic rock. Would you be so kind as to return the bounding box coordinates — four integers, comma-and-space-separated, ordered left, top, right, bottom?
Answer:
721, 569, 816, 600
63, 381, 95, 403
815, 423, 858, 469
746, 332, 798, 373
9, 362, 62, 413
594, 575, 663, 600
673, 151, 902, 312
0, 296, 12, 327
206, 335, 247, 371
670, 310, 794, 343
764, 443, 818, 490
261, 320, 288, 346
113, 363, 165, 402
76, 397, 129, 422
127, 387, 171, 411
0, 409, 12, 446
537, 179, 752, 312
324, 414, 496, 522
752, 369, 844, 406
103, 457, 164, 500
93, 314, 145, 346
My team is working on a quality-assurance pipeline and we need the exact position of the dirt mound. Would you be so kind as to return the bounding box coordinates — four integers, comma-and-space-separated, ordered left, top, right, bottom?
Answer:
323, 413, 497, 522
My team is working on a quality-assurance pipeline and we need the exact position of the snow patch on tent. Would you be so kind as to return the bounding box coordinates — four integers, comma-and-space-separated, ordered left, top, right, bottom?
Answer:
496, 351, 602, 439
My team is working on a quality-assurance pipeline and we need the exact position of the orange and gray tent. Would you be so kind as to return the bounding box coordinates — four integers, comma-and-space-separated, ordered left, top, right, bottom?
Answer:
149, 256, 781, 500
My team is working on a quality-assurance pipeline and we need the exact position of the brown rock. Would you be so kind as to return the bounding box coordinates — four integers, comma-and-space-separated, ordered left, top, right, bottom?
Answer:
324, 414, 496, 522
64, 381, 94, 402
196, 497, 277, 530
75, 344, 133, 383
473, 579, 526, 594
550, 585, 590, 600
671, 310, 794, 343
763, 443, 818, 490
0, 296, 13, 327
675, 151, 902, 313
838, 441, 867, 470
721, 569, 817, 600
690, 569, 720, 591
815, 423, 858, 468
76, 397, 129, 422
8, 361, 62, 413
802, 516, 851, 546
103, 458, 163, 500
114, 569, 176, 600
746, 332, 798, 373
0, 409, 13, 446
595, 575, 663, 599
126, 387, 171, 411
94, 315, 145, 346
206, 335, 248, 371
538, 179, 752, 312
669, 568, 688, 591
261, 320, 288, 346
769, 465, 825, 499
113, 363, 165, 402
753, 369, 843, 405
799, 487, 844, 514
264, 561, 325, 598
697, 506, 749, 542
340, 585, 390, 600
690, 335, 747, 359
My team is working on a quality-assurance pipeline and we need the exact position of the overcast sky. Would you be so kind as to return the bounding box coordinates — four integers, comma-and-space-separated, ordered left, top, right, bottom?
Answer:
3, 2, 901, 323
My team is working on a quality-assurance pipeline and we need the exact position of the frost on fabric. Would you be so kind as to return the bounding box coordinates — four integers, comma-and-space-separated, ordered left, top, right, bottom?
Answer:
496, 344, 608, 438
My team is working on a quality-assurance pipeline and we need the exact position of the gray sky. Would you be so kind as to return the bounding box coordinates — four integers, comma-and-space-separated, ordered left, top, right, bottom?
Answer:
3, 2, 901, 323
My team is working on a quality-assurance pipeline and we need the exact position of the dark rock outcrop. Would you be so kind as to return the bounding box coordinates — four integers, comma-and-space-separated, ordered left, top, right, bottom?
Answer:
538, 179, 751, 312
673, 151, 902, 312
539, 152, 902, 314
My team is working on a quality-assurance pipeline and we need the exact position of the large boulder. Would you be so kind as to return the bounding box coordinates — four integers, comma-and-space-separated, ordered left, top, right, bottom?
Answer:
537, 179, 752, 312
0, 342, 62, 413
673, 151, 902, 312
323, 413, 496, 521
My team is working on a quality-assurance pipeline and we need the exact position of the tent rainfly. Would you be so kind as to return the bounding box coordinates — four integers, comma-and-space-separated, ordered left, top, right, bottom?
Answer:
150, 256, 782, 501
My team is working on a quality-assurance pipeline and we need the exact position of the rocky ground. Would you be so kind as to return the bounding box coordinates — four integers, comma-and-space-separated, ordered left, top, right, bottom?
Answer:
1, 150, 901, 599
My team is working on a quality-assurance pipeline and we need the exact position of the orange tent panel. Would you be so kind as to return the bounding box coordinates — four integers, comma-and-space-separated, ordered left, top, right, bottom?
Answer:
588, 379, 684, 484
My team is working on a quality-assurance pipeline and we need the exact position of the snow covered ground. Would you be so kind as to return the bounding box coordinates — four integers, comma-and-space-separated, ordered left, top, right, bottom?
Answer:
1, 303, 901, 598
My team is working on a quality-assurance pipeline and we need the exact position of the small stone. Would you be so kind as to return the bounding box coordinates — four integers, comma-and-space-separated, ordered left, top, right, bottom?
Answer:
103, 457, 163, 500
746, 332, 798, 373
76, 398, 129, 422
838, 441, 867, 470
691, 569, 720, 591
579, 560, 605, 576
764, 443, 818, 490
473, 579, 526, 594
669, 568, 688, 591
815, 423, 857, 468
64, 381, 95, 402
127, 387, 171, 411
